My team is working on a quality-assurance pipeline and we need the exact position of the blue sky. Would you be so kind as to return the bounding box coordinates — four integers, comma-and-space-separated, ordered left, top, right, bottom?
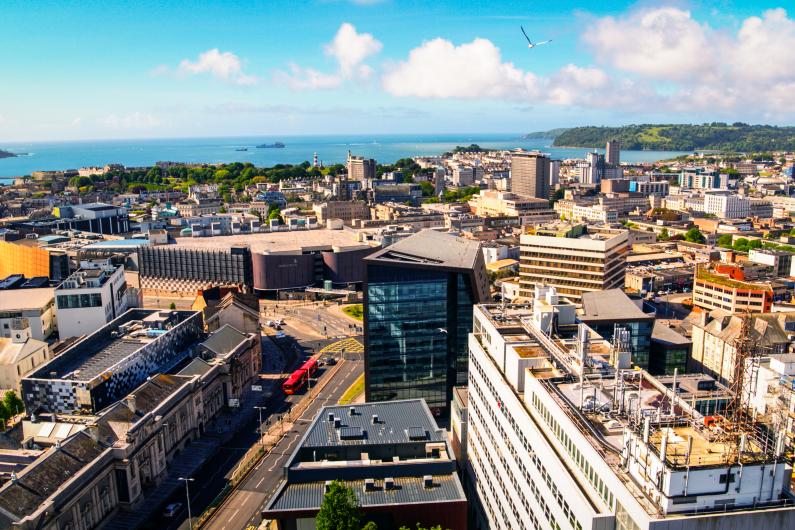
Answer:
2, 0, 795, 141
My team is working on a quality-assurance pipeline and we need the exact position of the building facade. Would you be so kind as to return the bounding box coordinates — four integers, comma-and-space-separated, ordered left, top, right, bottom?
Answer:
519, 224, 629, 300
511, 152, 549, 199
22, 309, 204, 413
364, 230, 488, 416
55, 260, 130, 338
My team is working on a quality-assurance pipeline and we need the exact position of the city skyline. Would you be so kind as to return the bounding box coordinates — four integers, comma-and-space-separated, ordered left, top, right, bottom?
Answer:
3, 0, 795, 142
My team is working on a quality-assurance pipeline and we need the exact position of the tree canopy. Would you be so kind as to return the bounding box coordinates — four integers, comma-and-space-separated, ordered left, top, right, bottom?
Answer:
316, 481, 362, 530
551, 123, 795, 152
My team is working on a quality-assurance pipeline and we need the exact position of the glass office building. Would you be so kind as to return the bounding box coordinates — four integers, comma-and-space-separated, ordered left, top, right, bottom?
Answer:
363, 230, 488, 417
579, 289, 656, 370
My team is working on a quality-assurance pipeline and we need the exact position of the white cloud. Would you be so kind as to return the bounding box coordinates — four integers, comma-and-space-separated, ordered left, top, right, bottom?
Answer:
731, 8, 795, 83
175, 49, 258, 85
99, 112, 160, 129
581, 7, 795, 114
324, 22, 382, 77
275, 23, 381, 90
583, 8, 715, 80
382, 38, 537, 99
274, 63, 343, 90
377, 6, 795, 118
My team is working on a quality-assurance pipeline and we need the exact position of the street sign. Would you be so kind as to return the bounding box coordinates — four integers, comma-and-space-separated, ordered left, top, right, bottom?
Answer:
251, 385, 263, 392
228, 399, 240, 407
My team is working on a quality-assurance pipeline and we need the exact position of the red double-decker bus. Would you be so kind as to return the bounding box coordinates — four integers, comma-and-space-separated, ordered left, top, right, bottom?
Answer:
282, 358, 319, 394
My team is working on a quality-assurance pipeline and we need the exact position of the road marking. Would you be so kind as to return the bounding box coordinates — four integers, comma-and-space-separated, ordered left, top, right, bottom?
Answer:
256, 477, 265, 489
228, 508, 239, 522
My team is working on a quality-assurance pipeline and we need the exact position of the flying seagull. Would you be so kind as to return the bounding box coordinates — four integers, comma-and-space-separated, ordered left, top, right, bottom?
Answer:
521, 26, 551, 48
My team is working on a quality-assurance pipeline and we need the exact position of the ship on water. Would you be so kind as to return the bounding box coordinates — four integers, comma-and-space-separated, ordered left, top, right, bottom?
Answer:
256, 141, 285, 149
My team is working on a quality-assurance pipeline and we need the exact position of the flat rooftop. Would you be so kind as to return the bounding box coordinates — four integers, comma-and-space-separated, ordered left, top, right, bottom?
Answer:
27, 309, 197, 383
169, 229, 365, 254
303, 400, 445, 448
580, 289, 653, 321
267, 475, 465, 512
0, 288, 54, 311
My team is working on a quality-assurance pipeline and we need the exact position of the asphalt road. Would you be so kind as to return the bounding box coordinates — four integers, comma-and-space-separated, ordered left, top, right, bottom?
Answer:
205, 357, 363, 530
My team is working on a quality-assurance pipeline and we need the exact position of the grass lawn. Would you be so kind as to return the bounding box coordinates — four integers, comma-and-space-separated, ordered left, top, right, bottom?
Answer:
339, 374, 365, 405
342, 304, 363, 321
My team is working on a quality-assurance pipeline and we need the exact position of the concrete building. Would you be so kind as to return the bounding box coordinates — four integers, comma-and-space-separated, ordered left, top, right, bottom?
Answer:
678, 168, 728, 190
21, 309, 203, 413
363, 230, 489, 417
0, 322, 50, 392
690, 310, 795, 385
467, 301, 795, 530
55, 260, 130, 338
692, 263, 773, 313
262, 400, 467, 530
452, 165, 476, 187
704, 191, 753, 219
0, 288, 56, 341
606, 139, 621, 166
312, 201, 371, 225
748, 248, 793, 277
348, 153, 377, 181
519, 223, 629, 300
511, 152, 549, 199
472, 190, 554, 220
583, 151, 605, 184
629, 180, 669, 196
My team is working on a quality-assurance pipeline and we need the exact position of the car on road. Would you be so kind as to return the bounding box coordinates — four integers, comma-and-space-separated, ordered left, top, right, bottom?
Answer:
322, 356, 337, 365
163, 503, 183, 518
275, 331, 286, 339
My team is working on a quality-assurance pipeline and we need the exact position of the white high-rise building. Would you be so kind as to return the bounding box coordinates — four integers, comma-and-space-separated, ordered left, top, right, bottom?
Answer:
466, 296, 795, 530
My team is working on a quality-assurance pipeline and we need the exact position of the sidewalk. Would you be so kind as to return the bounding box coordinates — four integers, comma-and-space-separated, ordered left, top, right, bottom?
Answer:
102, 336, 288, 530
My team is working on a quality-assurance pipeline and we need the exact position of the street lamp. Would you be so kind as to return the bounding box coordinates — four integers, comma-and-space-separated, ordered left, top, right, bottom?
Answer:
178, 477, 195, 529
254, 406, 267, 446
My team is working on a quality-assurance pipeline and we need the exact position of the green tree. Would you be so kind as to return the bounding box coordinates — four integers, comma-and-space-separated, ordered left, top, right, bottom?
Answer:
419, 181, 435, 197
0, 401, 9, 430
658, 227, 670, 241
717, 234, 733, 248
684, 227, 706, 244
316, 481, 362, 530
169, 302, 177, 310
2, 391, 23, 417
362, 523, 378, 530
399, 525, 445, 530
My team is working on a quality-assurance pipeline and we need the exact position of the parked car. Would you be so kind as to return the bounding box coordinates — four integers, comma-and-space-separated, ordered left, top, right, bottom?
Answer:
163, 503, 183, 518
322, 356, 337, 365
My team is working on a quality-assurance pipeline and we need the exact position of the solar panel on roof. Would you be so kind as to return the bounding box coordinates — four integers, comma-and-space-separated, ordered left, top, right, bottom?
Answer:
339, 426, 365, 440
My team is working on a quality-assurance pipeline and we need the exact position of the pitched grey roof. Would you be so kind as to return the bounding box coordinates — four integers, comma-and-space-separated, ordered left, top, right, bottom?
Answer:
201, 324, 247, 357
365, 229, 482, 271
267, 475, 466, 512
651, 321, 692, 346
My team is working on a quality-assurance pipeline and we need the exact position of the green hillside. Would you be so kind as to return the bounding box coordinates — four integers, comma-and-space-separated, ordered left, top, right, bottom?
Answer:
548, 123, 795, 152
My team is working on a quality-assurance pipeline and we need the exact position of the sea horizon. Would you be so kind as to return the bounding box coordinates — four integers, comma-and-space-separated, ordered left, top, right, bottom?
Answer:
0, 133, 689, 179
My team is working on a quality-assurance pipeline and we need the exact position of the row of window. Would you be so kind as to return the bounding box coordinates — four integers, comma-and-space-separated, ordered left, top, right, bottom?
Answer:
469, 353, 577, 530
530, 392, 615, 510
